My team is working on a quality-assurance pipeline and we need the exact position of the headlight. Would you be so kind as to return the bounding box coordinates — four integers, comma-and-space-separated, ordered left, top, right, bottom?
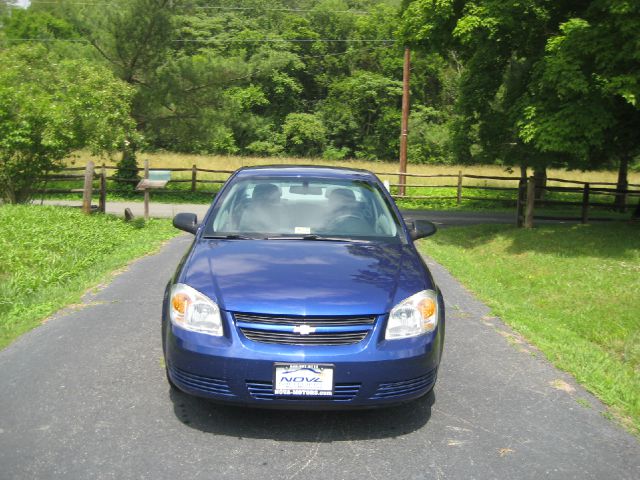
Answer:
170, 283, 223, 336
385, 290, 438, 340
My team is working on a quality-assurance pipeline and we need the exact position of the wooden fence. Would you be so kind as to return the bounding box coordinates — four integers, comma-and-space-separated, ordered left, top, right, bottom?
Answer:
36, 163, 640, 226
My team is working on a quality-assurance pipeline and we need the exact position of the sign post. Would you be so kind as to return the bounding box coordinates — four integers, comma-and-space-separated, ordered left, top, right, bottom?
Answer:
136, 165, 171, 220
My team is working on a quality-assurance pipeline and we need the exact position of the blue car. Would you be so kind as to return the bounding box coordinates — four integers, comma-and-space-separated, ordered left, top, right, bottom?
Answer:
162, 166, 445, 408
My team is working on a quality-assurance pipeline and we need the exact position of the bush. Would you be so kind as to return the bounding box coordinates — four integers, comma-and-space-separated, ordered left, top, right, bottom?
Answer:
112, 141, 140, 192
408, 106, 454, 165
246, 140, 284, 157
283, 113, 327, 157
322, 145, 350, 160
0, 45, 134, 203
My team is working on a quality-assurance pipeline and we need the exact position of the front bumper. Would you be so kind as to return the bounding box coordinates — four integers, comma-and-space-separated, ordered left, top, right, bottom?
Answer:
164, 311, 444, 409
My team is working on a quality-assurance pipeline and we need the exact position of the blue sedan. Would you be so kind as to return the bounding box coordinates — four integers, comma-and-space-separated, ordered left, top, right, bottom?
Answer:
162, 166, 445, 408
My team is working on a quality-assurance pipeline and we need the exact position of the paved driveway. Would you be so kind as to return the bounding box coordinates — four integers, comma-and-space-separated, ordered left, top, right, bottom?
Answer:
0, 236, 638, 479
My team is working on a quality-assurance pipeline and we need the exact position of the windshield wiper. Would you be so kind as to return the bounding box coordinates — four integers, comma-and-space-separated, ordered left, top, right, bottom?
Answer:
202, 234, 256, 240
265, 235, 370, 243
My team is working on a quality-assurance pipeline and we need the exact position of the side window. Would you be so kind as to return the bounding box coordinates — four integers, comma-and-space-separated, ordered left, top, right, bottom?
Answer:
212, 184, 243, 231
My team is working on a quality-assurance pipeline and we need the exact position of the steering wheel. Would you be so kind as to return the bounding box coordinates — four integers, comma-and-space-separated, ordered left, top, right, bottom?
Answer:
327, 213, 370, 233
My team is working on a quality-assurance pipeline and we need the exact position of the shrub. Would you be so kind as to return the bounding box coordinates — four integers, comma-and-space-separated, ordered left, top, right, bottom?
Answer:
0, 45, 134, 203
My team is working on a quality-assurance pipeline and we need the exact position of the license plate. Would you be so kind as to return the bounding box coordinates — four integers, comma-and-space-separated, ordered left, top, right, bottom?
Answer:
273, 363, 334, 396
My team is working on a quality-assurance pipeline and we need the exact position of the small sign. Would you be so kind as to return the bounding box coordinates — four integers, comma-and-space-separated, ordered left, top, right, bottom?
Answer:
136, 170, 171, 190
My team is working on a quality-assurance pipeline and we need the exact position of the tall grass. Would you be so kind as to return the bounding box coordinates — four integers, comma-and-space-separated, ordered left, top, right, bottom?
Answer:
0, 205, 179, 349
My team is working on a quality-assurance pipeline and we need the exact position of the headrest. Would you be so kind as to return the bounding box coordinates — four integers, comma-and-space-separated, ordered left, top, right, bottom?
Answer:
329, 188, 356, 203
252, 183, 281, 201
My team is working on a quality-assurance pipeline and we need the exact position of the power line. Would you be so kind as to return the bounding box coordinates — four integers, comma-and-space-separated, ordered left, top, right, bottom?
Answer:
172, 38, 394, 43
6, 37, 395, 43
297, 45, 393, 60
194, 6, 368, 15
28, 1, 370, 14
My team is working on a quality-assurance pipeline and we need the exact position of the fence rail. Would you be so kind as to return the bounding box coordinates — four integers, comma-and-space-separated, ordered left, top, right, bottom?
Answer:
35, 163, 640, 226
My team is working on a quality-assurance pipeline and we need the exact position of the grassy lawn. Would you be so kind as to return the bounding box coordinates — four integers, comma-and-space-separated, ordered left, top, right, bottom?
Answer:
0, 205, 179, 349
419, 222, 640, 434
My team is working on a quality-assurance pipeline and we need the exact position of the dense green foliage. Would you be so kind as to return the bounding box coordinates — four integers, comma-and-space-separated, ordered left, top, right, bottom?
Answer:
0, 0, 638, 201
0, 42, 134, 203
420, 223, 640, 433
400, 0, 640, 174
0, 205, 178, 349
1, 0, 458, 165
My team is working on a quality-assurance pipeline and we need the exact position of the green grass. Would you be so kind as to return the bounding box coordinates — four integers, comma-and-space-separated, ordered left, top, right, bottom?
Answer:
419, 222, 640, 434
0, 205, 179, 349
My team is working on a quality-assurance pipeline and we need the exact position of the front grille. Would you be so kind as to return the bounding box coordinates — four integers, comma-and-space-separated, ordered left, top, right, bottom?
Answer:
168, 364, 235, 397
369, 369, 437, 400
234, 312, 376, 346
247, 381, 361, 402
234, 313, 376, 327
239, 329, 368, 345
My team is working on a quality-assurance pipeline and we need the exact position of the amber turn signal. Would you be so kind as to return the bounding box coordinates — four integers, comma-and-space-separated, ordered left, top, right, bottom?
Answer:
417, 298, 436, 319
172, 293, 189, 315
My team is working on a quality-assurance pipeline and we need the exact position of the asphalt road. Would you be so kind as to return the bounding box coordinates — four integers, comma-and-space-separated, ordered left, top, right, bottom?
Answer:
1, 235, 638, 479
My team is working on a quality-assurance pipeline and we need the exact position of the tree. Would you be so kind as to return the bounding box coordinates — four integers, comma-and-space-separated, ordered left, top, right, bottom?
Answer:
400, 0, 564, 182
320, 71, 402, 159
283, 113, 327, 157
0, 45, 135, 203
400, 0, 640, 202
17, 0, 424, 161
0, 1, 17, 18
2, 7, 78, 43
517, 3, 640, 210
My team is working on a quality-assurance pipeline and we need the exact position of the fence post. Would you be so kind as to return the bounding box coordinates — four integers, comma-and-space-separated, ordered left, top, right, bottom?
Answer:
524, 176, 535, 228
398, 172, 406, 197
143, 160, 150, 221
99, 163, 106, 213
581, 183, 590, 224
456, 170, 463, 205
82, 161, 94, 215
191, 164, 197, 192
516, 177, 526, 227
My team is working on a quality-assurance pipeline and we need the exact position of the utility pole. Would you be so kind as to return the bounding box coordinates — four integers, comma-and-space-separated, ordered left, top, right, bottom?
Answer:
398, 47, 411, 196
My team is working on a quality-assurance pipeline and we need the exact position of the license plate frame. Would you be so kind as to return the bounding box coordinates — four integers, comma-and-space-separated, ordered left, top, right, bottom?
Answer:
273, 363, 334, 396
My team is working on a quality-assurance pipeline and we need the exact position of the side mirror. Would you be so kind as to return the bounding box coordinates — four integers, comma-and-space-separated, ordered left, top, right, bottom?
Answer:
409, 219, 437, 241
173, 213, 199, 234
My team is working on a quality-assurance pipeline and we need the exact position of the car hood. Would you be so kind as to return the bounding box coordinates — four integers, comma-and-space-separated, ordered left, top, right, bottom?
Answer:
180, 239, 431, 316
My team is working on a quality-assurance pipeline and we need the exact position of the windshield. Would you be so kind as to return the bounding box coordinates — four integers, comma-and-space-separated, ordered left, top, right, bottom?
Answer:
205, 176, 402, 241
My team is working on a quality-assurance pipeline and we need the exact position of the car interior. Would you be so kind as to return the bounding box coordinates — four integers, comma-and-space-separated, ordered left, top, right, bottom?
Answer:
211, 180, 397, 237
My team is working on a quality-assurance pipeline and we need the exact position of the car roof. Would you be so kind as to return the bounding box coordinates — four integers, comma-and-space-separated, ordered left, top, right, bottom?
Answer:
233, 165, 379, 181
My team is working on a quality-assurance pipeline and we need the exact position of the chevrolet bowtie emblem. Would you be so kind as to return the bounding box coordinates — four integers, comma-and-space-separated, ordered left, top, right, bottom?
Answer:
293, 325, 316, 335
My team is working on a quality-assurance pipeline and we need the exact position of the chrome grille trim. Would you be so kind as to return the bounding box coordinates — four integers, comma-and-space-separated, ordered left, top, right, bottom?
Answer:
234, 313, 376, 327
239, 329, 368, 345
233, 312, 376, 346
